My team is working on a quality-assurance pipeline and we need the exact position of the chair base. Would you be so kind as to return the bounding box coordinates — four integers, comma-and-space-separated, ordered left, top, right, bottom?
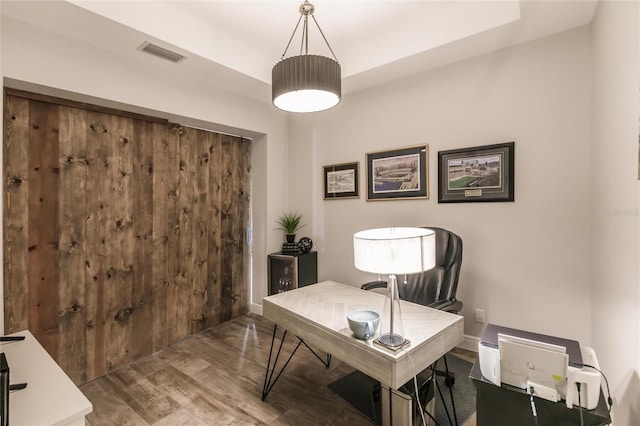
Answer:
436, 369, 456, 386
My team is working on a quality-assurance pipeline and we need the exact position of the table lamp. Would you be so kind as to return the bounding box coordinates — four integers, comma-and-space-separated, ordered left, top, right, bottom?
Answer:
353, 227, 436, 350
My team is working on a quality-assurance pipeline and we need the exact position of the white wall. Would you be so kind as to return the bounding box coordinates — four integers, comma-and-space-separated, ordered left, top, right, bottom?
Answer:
0, 14, 288, 320
591, 1, 640, 424
287, 27, 594, 347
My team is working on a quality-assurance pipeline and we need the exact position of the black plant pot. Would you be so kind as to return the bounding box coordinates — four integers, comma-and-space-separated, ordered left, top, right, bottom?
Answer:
286, 234, 295, 243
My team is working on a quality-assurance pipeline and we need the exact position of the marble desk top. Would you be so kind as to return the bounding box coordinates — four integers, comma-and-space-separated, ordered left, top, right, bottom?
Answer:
263, 280, 463, 389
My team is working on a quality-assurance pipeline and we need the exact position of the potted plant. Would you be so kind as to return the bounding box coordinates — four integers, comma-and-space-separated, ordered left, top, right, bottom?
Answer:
276, 212, 305, 243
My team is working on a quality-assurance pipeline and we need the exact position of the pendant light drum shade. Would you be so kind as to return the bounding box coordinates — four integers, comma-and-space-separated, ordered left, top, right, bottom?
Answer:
272, 55, 341, 113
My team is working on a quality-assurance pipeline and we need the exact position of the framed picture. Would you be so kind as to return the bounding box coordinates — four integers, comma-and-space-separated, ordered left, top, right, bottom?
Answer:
323, 162, 359, 199
366, 145, 428, 201
438, 142, 514, 203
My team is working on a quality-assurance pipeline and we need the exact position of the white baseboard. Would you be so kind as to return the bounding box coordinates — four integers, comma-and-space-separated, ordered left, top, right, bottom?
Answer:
250, 302, 263, 316
457, 334, 480, 353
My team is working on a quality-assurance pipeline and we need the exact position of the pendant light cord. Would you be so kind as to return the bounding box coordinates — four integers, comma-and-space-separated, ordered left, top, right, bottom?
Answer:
300, 15, 308, 55
281, 14, 303, 59
310, 14, 338, 62
279, 2, 339, 62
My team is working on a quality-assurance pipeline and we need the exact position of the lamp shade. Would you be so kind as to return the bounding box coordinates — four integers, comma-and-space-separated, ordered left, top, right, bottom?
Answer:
353, 227, 436, 275
272, 55, 341, 113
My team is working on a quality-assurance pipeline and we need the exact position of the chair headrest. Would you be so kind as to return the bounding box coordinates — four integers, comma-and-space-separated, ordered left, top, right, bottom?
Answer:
422, 227, 461, 268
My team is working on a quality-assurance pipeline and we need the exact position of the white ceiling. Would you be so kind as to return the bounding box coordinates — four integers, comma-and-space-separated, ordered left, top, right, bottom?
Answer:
1, 0, 598, 105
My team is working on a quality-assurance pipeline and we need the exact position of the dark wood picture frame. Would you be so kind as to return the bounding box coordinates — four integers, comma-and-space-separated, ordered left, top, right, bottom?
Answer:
323, 162, 359, 199
366, 145, 429, 201
438, 142, 514, 203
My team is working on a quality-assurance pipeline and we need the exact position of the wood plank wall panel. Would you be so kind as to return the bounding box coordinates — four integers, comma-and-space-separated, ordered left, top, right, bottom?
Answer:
3, 93, 251, 385
27, 100, 61, 359
57, 106, 89, 382
84, 110, 112, 381
164, 126, 182, 348
219, 135, 252, 321
206, 132, 223, 327
3, 96, 29, 333
131, 119, 155, 362
219, 137, 234, 323
150, 124, 179, 354
105, 114, 136, 375
175, 126, 195, 342
233, 137, 251, 318
188, 127, 210, 333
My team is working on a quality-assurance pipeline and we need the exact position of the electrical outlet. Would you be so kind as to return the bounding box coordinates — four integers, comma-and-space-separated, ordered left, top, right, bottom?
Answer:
475, 309, 485, 323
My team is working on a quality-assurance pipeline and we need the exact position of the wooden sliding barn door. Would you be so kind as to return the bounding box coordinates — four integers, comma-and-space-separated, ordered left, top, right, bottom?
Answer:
3, 90, 251, 384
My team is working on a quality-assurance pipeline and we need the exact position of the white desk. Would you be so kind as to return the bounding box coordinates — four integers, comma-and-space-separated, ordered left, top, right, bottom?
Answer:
262, 280, 463, 425
1, 330, 92, 425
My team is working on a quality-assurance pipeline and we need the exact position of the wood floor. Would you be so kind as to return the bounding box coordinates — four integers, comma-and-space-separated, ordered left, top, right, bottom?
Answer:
80, 313, 477, 425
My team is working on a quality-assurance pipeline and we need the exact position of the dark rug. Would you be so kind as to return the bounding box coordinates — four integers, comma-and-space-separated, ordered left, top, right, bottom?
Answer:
434, 355, 475, 425
328, 355, 475, 425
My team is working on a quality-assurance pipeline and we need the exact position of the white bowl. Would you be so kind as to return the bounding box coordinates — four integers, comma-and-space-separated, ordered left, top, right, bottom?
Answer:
347, 309, 380, 340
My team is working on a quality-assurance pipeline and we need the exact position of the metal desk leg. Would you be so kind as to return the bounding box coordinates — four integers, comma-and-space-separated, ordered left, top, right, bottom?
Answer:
421, 365, 440, 426
433, 356, 458, 426
299, 339, 332, 368
442, 355, 458, 426
261, 324, 331, 401
400, 357, 457, 426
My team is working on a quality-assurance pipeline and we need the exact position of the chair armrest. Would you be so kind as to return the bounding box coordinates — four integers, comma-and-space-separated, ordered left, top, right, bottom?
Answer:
427, 299, 463, 314
361, 280, 387, 291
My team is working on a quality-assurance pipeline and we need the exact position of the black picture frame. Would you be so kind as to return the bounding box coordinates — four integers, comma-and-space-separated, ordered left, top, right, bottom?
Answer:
438, 142, 515, 203
323, 162, 359, 199
366, 145, 429, 201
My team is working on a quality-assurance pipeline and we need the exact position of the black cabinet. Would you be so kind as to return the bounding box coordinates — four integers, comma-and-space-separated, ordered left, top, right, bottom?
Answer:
268, 251, 317, 295
469, 361, 611, 426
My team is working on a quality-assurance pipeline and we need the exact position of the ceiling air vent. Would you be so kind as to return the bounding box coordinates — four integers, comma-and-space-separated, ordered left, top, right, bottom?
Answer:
137, 41, 187, 63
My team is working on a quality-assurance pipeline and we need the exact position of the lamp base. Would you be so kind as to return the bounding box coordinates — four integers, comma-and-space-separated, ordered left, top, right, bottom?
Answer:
375, 333, 411, 352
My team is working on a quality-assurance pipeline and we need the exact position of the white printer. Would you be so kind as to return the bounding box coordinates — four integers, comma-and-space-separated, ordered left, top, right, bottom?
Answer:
478, 324, 602, 410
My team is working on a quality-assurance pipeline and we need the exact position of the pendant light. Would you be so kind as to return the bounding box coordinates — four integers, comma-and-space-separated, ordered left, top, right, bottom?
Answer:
272, 1, 341, 113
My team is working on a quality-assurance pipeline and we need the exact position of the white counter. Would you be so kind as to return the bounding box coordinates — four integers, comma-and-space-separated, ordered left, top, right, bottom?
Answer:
1, 330, 92, 425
